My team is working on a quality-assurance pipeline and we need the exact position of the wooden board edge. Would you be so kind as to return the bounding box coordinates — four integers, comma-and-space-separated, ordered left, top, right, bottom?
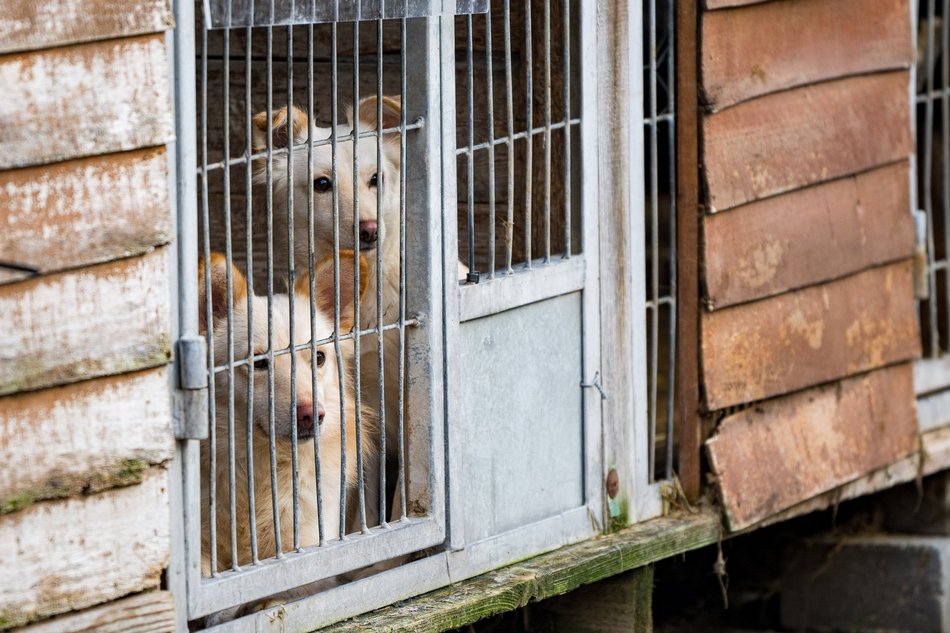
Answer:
676, 0, 703, 503
18, 591, 175, 633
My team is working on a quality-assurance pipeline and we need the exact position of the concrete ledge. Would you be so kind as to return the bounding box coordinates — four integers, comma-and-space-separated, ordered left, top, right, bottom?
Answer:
782, 535, 950, 633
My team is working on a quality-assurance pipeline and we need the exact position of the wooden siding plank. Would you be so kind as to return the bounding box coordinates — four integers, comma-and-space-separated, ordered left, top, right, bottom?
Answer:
704, 162, 915, 309
0, 249, 172, 396
0, 34, 173, 170
702, 0, 913, 111
705, 0, 767, 8
19, 591, 174, 633
702, 261, 920, 410
702, 71, 913, 212
0, 148, 172, 285
707, 363, 919, 531
0, 0, 173, 55
0, 368, 173, 513
0, 471, 170, 630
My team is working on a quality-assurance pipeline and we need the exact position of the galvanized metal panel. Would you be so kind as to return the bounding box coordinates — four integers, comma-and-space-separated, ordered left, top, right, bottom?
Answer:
455, 293, 584, 543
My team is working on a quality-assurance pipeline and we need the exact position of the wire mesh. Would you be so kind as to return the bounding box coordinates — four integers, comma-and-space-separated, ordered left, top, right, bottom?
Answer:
643, 0, 677, 482
917, 0, 950, 360
455, 0, 580, 281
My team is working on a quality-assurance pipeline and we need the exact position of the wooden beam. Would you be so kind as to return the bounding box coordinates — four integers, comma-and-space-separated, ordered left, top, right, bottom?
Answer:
676, 0, 703, 502
0, 471, 170, 629
323, 509, 719, 633
703, 161, 915, 309
0, 368, 174, 513
702, 260, 920, 410
0, 34, 173, 169
18, 591, 175, 633
707, 363, 919, 530
0, 248, 173, 396
0, 0, 172, 55
533, 566, 654, 633
702, 71, 913, 212
702, 0, 913, 111
0, 148, 172, 284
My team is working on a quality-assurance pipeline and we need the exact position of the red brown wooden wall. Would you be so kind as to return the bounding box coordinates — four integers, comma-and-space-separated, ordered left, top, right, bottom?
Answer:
697, 0, 921, 530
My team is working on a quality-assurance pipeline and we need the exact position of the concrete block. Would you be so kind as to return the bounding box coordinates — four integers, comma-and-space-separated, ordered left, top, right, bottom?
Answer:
781, 535, 950, 632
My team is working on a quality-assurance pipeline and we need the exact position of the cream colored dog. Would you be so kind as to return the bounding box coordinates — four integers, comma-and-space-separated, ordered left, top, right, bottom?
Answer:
199, 249, 372, 577
252, 97, 434, 527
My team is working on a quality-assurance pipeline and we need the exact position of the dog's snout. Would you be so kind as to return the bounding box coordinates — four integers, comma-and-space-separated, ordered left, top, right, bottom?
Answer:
317, 403, 326, 425
359, 220, 378, 249
297, 402, 314, 433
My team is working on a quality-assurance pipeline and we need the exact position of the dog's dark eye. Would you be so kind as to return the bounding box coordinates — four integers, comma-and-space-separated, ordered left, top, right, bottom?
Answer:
314, 177, 332, 192
368, 173, 378, 188
316, 351, 326, 367
253, 358, 269, 371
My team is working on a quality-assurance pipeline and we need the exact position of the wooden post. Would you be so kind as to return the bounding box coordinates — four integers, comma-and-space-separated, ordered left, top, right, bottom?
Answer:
532, 566, 654, 633
675, 0, 702, 502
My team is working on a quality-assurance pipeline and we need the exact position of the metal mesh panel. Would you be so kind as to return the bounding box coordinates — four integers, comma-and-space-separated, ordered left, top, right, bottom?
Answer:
188, 3, 444, 622
917, 0, 950, 360
455, 0, 580, 281
644, 0, 676, 482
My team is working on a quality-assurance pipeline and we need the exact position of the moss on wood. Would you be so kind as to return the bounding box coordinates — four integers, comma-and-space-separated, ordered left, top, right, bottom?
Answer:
320, 509, 719, 633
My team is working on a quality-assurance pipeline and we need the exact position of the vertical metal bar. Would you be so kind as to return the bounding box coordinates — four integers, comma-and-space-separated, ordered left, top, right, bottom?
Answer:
542, 0, 551, 263
647, 0, 661, 479
307, 22, 326, 547
330, 13, 348, 542
485, 8, 497, 277
199, 17, 217, 577
265, 0, 283, 557
925, 0, 938, 357
524, 2, 533, 267
561, 0, 571, 259
503, 0, 514, 273
466, 15, 476, 277
221, 19, 240, 571
941, 1, 950, 356
663, 0, 677, 482
243, 8, 259, 564
397, 8, 408, 521
286, 24, 301, 552
375, 15, 388, 527
168, 0, 202, 617
352, 12, 369, 534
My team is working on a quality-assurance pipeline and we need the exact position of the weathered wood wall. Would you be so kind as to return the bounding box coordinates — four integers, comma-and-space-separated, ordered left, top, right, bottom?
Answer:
0, 1, 177, 630
696, 0, 921, 530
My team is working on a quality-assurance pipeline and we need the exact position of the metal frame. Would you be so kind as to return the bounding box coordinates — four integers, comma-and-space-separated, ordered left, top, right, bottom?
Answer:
913, 0, 950, 431
171, 2, 448, 623
165, 0, 660, 628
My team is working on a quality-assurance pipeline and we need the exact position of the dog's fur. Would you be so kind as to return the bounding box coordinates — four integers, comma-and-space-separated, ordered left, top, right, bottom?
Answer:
199, 250, 373, 578
251, 97, 421, 526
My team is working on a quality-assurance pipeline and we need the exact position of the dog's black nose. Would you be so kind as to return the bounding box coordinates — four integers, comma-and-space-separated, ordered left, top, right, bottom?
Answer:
359, 220, 378, 249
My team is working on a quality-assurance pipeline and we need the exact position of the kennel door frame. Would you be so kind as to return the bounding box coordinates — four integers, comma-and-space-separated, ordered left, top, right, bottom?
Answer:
913, 0, 950, 432
442, 0, 608, 551
168, 4, 448, 621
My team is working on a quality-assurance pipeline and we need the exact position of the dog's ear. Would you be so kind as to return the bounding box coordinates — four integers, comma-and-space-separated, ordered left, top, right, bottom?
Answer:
198, 253, 249, 332
252, 105, 309, 151
350, 95, 402, 132
299, 250, 369, 332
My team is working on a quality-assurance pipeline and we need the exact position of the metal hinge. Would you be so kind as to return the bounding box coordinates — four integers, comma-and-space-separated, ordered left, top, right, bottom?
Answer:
914, 209, 930, 300
581, 371, 607, 400
174, 336, 209, 441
